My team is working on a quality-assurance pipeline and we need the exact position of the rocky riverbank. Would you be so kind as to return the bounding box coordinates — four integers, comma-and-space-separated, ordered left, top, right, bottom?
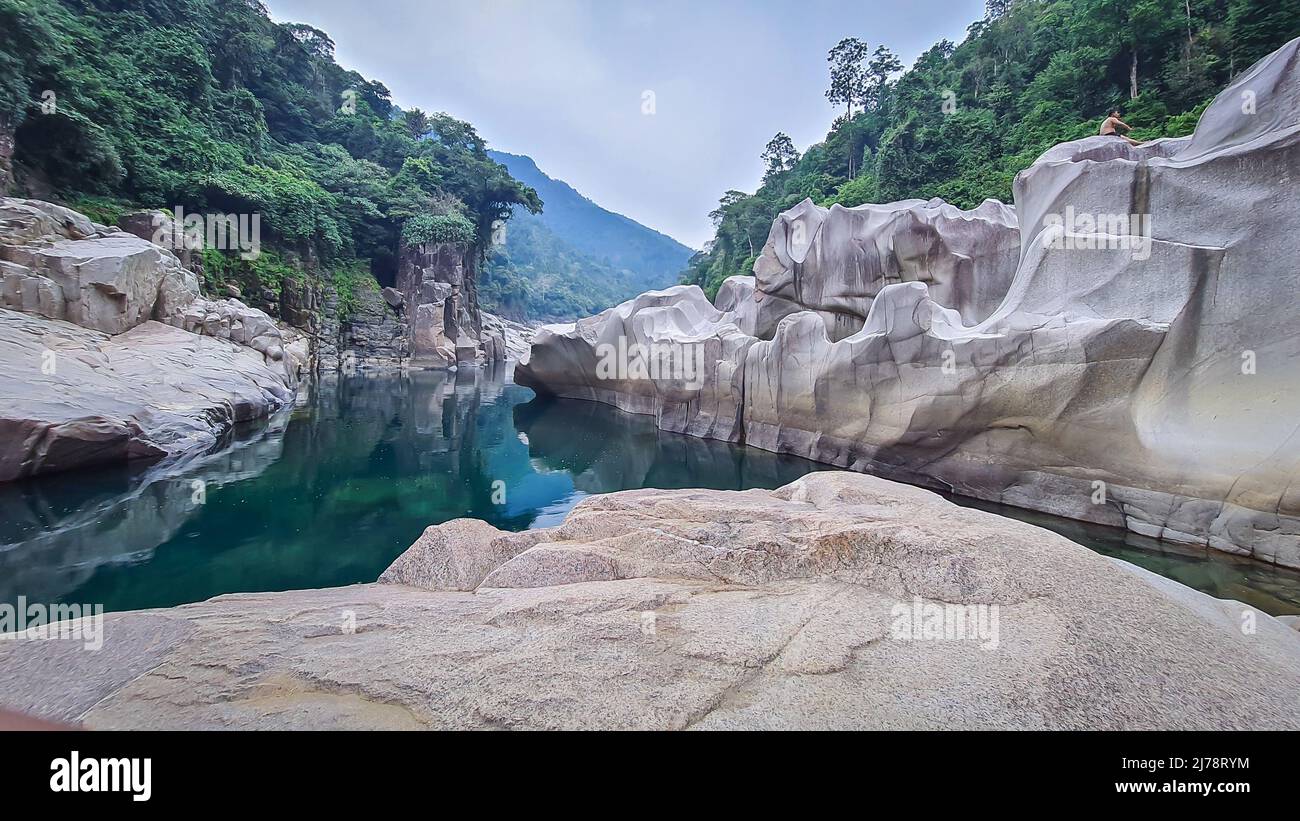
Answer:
1, 471, 1297, 729
0, 196, 534, 481
0, 198, 301, 480
518, 37, 1300, 569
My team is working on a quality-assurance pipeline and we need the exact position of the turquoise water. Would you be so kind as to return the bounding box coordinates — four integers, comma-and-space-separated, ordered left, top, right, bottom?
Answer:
3, 365, 1298, 615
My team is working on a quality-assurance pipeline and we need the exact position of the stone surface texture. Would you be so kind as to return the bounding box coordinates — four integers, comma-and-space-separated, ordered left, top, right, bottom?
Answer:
752, 196, 1019, 340
0, 310, 293, 481
1, 472, 1297, 730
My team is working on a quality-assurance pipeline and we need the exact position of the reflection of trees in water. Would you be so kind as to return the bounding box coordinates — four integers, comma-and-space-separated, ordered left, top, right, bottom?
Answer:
8, 365, 1300, 615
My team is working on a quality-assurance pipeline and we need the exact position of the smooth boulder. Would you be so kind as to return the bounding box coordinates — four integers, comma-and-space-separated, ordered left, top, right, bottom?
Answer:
0, 309, 292, 481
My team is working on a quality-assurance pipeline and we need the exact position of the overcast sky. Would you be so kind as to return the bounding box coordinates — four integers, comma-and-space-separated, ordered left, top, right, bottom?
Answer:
266, 0, 987, 248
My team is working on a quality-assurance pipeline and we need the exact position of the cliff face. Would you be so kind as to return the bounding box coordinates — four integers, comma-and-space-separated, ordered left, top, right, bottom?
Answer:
399, 240, 480, 368
330, 239, 521, 371
0, 116, 14, 197
517, 36, 1300, 569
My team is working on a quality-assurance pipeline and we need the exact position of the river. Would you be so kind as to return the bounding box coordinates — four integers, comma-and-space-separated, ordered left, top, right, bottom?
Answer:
3, 364, 1298, 616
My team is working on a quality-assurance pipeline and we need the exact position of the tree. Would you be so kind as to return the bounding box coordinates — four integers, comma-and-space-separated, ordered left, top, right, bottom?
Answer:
282, 23, 335, 60
826, 37, 869, 118
402, 108, 430, 139
985, 0, 1013, 20
1227, 0, 1300, 73
709, 191, 748, 227
865, 45, 904, 111
761, 133, 799, 182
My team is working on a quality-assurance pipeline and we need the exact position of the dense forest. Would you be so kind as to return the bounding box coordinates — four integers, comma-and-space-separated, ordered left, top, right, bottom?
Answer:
0, 0, 539, 313
682, 0, 1300, 298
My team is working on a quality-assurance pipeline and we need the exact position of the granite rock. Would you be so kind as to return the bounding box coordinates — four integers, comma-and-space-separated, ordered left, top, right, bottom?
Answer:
3, 472, 1297, 730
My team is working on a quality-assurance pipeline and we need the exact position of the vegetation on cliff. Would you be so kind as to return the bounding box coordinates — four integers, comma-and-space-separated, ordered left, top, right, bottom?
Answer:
683, 0, 1300, 298
0, 0, 539, 301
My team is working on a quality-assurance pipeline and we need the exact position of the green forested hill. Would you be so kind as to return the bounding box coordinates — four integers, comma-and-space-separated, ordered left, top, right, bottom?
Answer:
683, 0, 1300, 299
0, 0, 538, 299
481, 150, 694, 322
480, 209, 643, 321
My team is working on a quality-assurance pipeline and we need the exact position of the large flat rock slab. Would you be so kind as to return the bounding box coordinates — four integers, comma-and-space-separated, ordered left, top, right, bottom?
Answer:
0, 309, 293, 480
3, 472, 1297, 730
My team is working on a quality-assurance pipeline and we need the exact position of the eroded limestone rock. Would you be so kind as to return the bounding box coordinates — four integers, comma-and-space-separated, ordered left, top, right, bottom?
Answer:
517, 285, 755, 441
753, 196, 1019, 339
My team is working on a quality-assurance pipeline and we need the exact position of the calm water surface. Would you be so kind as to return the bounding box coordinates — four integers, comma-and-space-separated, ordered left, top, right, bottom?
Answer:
3, 365, 1298, 615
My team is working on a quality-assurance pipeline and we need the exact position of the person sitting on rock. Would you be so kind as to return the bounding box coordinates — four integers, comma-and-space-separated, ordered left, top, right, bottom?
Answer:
1100, 109, 1141, 145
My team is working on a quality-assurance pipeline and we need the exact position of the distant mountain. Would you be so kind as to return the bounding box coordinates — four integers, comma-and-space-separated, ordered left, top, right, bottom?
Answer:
481, 150, 694, 322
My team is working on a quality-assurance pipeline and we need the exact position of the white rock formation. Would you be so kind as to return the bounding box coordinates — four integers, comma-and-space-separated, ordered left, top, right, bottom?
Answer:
0, 310, 293, 481
518, 286, 756, 440
481, 311, 534, 361
518, 37, 1300, 568
165, 296, 303, 380
712, 273, 805, 339
753, 196, 1019, 339
2, 472, 1297, 729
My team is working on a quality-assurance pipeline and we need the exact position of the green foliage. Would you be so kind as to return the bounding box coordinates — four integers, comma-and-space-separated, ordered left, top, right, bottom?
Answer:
826, 37, 870, 116
480, 150, 693, 321
683, 0, 1300, 294
480, 211, 644, 321
199, 248, 303, 301
66, 195, 134, 227
0, 0, 538, 274
402, 213, 476, 246
329, 259, 380, 322
1162, 97, 1213, 137
823, 174, 878, 208
761, 133, 800, 182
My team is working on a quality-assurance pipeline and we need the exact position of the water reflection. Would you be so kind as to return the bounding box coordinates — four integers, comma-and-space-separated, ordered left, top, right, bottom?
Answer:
514, 397, 824, 498
3, 364, 1298, 615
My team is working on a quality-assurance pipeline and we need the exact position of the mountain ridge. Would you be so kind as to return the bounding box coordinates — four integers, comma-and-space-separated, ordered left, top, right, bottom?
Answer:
481, 150, 694, 322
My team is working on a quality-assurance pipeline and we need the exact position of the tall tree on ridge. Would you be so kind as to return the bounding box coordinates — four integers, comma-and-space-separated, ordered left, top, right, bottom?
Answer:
865, 45, 904, 111
985, 0, 1012, 20
826, 37, 869, 118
